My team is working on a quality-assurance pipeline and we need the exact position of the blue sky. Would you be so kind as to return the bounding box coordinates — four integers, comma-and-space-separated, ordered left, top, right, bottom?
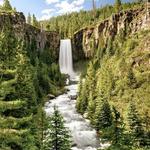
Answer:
0, 0, 131, 20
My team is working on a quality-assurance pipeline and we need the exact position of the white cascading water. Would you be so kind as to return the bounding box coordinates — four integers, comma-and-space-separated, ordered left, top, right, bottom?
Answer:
45, 84, 110, 150
59, 39, 75, 77
45, 39, 110, 149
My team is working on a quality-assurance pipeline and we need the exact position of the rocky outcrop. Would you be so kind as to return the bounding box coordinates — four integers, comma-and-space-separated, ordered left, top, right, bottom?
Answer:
0, 12, 60, 60
72, 29, 86, 62
73, 8, 150, 58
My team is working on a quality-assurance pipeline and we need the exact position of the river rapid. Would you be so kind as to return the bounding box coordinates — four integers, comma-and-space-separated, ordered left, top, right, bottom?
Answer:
45, 78, 109, 150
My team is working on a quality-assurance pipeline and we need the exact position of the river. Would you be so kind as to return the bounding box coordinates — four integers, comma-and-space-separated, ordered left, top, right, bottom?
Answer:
45, 78, 109, 150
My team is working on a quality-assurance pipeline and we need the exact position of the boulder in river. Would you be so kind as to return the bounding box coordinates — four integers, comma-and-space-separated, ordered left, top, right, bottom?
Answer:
83, 112, 88, 119
47, 94, 55, 99
69, 94, 77, 100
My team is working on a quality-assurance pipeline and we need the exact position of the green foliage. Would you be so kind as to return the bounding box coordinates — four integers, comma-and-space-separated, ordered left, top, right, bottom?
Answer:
127, 102, 144, 146
76, 61, 96, 115
94, 96, 112, 131
32, 14, 40, 28
87, 92, 96, 120
77, 26, 150, 149
1, 0, 12, 11
43, 106, 71, 150
115, 0, 122, 13
40, 2, 141, 38
111, 106, 125, 145
0, 28, 38, 149
27, 13, 31, 24
0, 21, 65, 149
126, 67, 137, 88
76, 79, 88, 114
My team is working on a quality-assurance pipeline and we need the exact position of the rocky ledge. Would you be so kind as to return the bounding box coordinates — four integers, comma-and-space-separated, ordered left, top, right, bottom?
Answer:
73, 8, 150, 59
0, 12, 60, 60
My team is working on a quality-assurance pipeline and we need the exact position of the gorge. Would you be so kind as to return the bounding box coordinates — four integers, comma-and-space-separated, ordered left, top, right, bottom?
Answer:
0, 1, 150, 150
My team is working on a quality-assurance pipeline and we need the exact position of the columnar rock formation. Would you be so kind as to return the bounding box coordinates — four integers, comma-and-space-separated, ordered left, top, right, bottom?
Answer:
0, 8, 149, 62
73, 8, 150, 59
0, 12, 60, 60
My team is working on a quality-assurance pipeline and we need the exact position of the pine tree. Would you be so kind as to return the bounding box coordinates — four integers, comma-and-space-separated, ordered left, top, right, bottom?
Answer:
13, 7, 17, 12
84, 62, 97, 116
76, 77, 83, 112
76, 80, 88, 114
43, 106, 71, 150
143, 110, 150, 146
87, 92, 96, 121
112, 106, 124, 144
94, 95, 112, 131
106, 37, 114, 56
86, 62, 96, 94
127, 102, 144, 146
2, 0, 12, 11
115, 0, 122, 13
27, 13, 31, 24
127, 67, 137, 88
32, 14, 39, 28
0, 73, 31, 149
0, 27, 38, 149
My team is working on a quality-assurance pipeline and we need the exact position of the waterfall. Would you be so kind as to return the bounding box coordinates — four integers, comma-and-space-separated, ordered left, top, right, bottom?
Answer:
59, 39, 75, 77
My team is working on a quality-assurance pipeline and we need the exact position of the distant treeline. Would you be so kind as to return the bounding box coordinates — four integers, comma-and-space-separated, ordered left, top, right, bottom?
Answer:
40, 1, 142, 38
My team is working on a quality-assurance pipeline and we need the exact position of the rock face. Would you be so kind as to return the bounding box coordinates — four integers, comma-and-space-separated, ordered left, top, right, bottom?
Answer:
0, 12, 60, 60
73, 8, 150, 59
0, 8, 149, 62
72, 30, 86, 62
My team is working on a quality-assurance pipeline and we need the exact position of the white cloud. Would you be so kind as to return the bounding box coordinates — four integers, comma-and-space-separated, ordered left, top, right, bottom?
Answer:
55, 0, 84, 14
42, 8, 54, 14
40, 0, 85, 19
0, 0, 4, 5
72, 0, 85, 6
39, 14, 52, 20
40, 8, 54, 20
45, 0, 59, 5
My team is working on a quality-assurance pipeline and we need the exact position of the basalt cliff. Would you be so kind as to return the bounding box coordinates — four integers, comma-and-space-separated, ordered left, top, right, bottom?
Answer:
0, 12, 60, 60
73, 7, 150, 60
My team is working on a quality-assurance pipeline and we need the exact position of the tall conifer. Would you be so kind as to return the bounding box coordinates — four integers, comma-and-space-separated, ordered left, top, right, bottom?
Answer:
2, 0, 12, 11
94, 95, 112, 131
43, 106, 71, 150
127, 102, 144, 146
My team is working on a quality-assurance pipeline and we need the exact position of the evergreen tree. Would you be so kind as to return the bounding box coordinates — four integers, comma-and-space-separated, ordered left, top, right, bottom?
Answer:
0, 27, 38, 149
127, 102, 144, 146
32, 14, 40, 28
87, 92, 96, 121
13, 7, 17, 12
143, 110, 150, 146
94, 95, 112, 131
112, 106, 124, 144
27, 13, 31, 24
86, 62, 96, 94
115, 0, 122, 13
76, 80, 88, 114
127, 67, 137, 88
43, 106, 71, 150
82, 61, 96, 117
2, 0, 12, 11
76, 77, 83, 112
106, 37, 114, 56
0, 70, 28, 149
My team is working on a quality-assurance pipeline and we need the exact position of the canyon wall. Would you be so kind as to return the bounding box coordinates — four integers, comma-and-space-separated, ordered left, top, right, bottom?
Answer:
73, 7, 150, 59
0, 12, 60, 60
0, 8, 149, 63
